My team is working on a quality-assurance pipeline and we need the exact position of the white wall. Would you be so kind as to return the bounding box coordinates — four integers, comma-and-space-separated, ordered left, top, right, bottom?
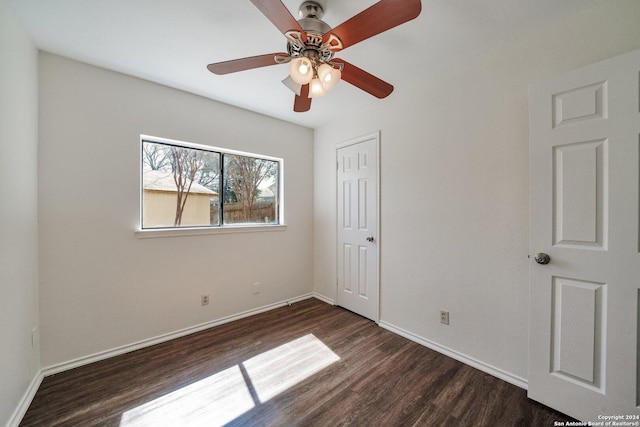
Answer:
314, 0, 640, 381
0, 0, 40, 424
38, 53, 314, 367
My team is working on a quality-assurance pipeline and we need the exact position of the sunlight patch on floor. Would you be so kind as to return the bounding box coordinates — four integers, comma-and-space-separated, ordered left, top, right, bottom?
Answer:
119, 334, 339, 426
119, 365, 253, 427
243, 333, 341, 402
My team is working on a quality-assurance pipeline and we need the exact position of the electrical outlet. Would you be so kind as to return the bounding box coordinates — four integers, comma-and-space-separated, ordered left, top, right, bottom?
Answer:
253, 282, 261, 295
201, 294, 210, 306
440, 310, 450, 325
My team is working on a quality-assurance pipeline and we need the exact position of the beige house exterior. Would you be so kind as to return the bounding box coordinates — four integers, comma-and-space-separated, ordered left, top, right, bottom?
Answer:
143, 170, 217, 228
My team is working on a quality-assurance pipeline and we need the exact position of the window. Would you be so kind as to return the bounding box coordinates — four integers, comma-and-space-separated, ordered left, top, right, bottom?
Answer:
141, 137, 281, 230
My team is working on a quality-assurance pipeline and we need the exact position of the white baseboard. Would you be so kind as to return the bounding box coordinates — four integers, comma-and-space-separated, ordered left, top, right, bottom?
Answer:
378, 320, 528, 390
42, 293, 314, 376
6, 371, 44, 427
312, 292, 335, 306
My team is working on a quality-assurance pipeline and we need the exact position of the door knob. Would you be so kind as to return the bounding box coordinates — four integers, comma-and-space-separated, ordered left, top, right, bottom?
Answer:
366, 236, 375, 242
534, 253, 550, 265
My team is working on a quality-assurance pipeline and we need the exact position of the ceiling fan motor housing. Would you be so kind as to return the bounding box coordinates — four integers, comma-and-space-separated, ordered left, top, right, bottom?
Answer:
287, 1, 336, 63
298, 1, 324, 20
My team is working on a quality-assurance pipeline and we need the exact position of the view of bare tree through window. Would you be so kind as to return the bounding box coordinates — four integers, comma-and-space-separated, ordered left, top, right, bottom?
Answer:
223, 154, 279, 225
141, 140, 280, 229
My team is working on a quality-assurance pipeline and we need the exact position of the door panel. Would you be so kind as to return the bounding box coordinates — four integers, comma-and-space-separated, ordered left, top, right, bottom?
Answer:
336, 134, 379, 321
552, 81, 607, 128
553, 139, 607, 248
551, 277, 605, 391
529, 49, 640, 420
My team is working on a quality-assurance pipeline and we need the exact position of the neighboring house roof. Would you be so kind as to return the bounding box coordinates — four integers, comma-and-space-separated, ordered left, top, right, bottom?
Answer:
258, 187, 275, 199
143, 170, 218, 195
258, 181, 277, 199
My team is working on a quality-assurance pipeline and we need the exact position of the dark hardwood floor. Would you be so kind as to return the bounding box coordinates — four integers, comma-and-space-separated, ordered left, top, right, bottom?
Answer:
21, 298, 573, 426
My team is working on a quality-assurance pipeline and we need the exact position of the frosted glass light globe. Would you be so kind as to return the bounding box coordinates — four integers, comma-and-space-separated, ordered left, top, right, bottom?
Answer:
308, 77, 327, 98
289, 57, 313, 85
317, 63, 341, 91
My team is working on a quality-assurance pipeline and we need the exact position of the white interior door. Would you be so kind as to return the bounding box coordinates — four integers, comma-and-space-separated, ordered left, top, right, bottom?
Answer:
336, 133, 379, 322
529, 49, 640, 421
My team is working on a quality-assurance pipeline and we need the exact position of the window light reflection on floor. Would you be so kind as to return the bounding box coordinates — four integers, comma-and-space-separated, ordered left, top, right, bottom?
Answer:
243, 333, 341, 403
119, 334, 340, 427
119, 365, 253, 427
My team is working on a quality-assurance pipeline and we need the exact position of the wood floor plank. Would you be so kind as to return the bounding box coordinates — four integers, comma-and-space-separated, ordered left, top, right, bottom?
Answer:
20, 298, 573, 426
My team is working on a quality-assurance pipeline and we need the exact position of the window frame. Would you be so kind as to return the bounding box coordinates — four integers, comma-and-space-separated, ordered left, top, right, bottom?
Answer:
136, 135, 285, 238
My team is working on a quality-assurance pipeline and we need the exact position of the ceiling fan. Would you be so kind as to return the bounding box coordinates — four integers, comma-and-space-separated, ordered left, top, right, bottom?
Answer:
207, 0, 422, 112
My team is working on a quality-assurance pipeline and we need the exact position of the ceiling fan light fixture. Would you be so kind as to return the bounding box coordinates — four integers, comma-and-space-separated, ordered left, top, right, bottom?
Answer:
317, 63, 341, 91
289, 57, 313, 84
308, 76, 326, 98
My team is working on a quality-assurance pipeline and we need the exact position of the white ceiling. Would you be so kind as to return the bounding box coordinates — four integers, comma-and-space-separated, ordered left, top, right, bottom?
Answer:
11, 0, 606, 129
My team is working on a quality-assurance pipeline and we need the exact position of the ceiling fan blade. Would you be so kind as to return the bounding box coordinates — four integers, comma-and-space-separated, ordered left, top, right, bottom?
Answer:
337, 59, 394, 99
324, 0, 421, 51
294, 84, 311, 112
207, 52, 289, 75
251, 0, 307, 41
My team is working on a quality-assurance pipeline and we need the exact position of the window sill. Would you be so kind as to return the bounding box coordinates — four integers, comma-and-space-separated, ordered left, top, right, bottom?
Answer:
135, 224, 287, 239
